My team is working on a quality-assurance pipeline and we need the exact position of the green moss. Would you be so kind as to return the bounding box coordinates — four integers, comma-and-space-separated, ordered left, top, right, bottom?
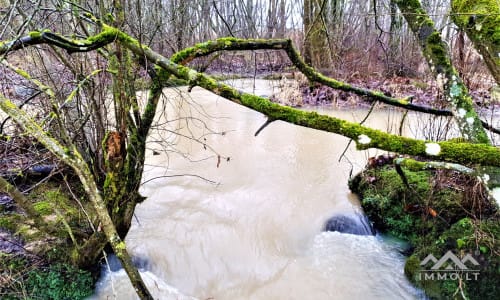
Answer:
33, 201, 53, 216
452, 0, 500, 45
86, 26, 119, 45
115, 241, 126, 251
29, 31, 42, 39
452, 0, 500, 83
396, 158, 428, 171
352, 166, 434, 241
353, 163, 499, 299
423, 32, 452, 73
0, 214, 21, 232
406, 218, 500, 300
397, 98, 409, 105
14, 68, 31, 80
394, 0, 435, 30
404, 255, 420, 280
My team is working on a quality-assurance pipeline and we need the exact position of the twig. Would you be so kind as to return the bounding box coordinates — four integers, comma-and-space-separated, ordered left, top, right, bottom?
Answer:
141, 174, 218, 185
254, 117, 275, 136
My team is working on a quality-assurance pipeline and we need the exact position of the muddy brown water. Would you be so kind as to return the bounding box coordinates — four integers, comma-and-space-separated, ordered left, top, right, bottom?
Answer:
90, 79, 428, 299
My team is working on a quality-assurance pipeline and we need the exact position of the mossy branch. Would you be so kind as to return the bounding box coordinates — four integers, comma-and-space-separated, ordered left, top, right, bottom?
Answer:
394, 157, 475, 174
115, 29, 500, 167
1, 27, 499, 166
170, 37, 500, 135
451, 0, 500, 84
171, 37, 450, 116
0, 30, 117, 55
2, 30, 499, 136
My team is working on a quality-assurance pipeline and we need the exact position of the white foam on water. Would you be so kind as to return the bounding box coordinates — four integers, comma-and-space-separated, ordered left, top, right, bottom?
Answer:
89, 269, 197, 300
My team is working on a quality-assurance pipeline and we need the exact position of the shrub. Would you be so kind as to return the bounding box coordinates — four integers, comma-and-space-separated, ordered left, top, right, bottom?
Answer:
25, 264, 93, 300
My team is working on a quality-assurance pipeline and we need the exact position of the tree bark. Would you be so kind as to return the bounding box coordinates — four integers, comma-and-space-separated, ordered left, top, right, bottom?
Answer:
450, 0, 500, 85
394, 0, 490, 144
0, 96, 154, 299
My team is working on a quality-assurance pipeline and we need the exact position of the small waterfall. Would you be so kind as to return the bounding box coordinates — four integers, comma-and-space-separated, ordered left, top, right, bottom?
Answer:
324, 212, 375, 235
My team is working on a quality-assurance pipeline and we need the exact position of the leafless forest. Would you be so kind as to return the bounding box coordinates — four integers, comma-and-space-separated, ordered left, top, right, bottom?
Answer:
0, 1, 498, 299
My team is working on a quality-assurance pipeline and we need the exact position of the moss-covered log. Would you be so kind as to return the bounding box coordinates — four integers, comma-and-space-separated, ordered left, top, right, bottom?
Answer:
115, 30, 500, 166
170, 37, 500, 135
2, 19, 500, 300
395, 0, 490, 144
2, 26, 500, 167
451, 0, 500, 84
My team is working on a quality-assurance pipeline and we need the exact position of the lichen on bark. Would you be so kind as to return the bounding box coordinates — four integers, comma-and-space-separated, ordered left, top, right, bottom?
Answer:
395, 0, 490, 144
451, 0, 500, 84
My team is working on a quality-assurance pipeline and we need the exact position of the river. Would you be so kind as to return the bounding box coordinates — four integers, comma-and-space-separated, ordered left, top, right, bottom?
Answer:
90, 79, 428, 299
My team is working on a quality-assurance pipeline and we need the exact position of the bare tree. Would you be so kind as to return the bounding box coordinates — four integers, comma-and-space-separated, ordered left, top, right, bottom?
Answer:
0, 1, 498, 299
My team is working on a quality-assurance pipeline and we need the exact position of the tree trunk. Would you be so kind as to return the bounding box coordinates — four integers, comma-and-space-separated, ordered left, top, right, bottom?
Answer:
0, 95, 154, 299
387, 1, 402, 76
303, 0, 313, 65
303, 0, 331, 69
2, 20, 500, 299
450, 0, 500, 85
394, 0, 490, 144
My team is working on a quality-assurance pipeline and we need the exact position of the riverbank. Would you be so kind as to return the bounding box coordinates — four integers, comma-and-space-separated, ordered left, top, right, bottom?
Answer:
203, 69, 498, 111
1, 77, 498, 299
135, 67, 498, 111
349, 157, 499, 299
0, 136, 95, 299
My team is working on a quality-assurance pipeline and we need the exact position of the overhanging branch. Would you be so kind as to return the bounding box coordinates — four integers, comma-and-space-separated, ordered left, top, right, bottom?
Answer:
170, 37, 500, 135
0, 30, 117, 54
117, 31, 500, 167
1, 25, 500, 167
4, 31, 498, 135
171, 37, 450, 115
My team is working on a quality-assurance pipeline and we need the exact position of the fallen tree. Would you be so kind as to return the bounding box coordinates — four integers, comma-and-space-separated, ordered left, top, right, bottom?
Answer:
0, 7, 499, 300
3, 27, 499, 165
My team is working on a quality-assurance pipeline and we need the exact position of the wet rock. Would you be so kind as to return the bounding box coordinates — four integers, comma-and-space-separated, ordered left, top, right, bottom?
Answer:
0, 194, 14, 211
0, 230, 24, 255
324, 212, 375, 235
29, 164, 55, 176
103, 254, 150, 272
14, 85, 37, 98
